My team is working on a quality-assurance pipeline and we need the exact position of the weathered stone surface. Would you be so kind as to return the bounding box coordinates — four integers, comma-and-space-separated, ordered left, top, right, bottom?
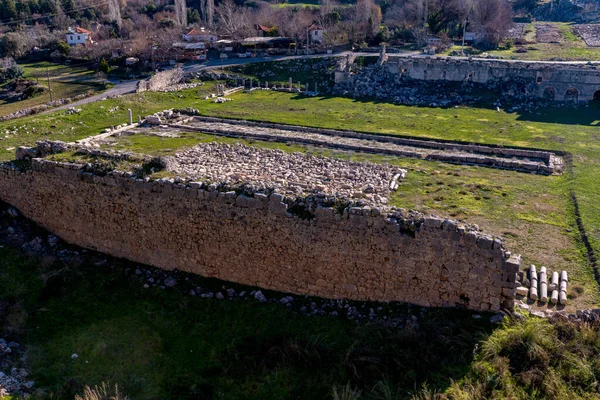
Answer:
0, 161, 518, 311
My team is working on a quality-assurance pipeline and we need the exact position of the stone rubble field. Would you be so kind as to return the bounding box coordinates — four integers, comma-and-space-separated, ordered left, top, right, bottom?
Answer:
166, 142, 404, 203
575, 24, 600, 46
535, 23, 563, 43
171, 118, 557, 174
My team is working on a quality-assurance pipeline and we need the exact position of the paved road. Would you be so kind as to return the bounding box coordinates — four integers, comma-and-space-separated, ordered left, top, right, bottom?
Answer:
44, 78, 139, 114
41, 49, 600, 115
46, 51, 363, 114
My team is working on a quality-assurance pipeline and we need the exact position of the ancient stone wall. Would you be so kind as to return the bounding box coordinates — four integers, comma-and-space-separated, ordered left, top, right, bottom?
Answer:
335, 55, 600, 101
0, 159, 520, 311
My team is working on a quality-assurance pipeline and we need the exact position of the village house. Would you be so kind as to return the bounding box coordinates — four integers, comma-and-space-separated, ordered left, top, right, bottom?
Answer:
66, 27, 93, 46
255, 24, 273, 37
308, 23, 325, 44
182, 27, 217, 45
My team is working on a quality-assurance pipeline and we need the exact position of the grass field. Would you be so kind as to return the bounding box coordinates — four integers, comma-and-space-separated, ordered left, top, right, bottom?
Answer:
0, 61, 108, 117
444, 22, 600, 61
2, 85, 600, 397
1, 236, 600, 399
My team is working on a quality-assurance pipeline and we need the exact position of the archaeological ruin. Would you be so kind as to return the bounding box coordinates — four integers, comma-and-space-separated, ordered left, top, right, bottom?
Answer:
335, 51, 600, 102
0, 133, 526, 312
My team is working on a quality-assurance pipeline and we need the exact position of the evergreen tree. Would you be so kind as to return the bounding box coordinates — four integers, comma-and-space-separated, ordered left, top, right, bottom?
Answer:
60, 0, 76, 18
0, 0, 18, 21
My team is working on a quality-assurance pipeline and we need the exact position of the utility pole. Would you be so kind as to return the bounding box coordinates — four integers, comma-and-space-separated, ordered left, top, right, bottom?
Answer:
306, 26, 309, 55
46, 68, 53, 102
461, 18, 467, 55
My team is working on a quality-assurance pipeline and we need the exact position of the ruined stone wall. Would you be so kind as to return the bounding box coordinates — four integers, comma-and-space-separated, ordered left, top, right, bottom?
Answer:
0, 160, 520, 311
336, 55, 600, 101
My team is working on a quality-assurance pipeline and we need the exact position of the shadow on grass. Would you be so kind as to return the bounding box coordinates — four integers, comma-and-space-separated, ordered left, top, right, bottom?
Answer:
0, 244, 498, 400
287, 93, 600, 127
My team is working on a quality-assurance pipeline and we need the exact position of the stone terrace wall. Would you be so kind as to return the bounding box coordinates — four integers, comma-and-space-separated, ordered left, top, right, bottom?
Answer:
336, 55, 600, 101
0, 159, 520, 311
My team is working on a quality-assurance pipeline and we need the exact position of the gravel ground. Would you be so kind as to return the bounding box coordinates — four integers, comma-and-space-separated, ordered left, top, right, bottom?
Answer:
575, 24, 600, 47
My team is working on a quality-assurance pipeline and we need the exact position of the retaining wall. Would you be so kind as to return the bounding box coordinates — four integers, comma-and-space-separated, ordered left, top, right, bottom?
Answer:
0, 159, 520, 311
336, 55, 600, 101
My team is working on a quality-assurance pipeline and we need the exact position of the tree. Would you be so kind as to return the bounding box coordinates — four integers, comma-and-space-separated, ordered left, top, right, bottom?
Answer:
57, 40, 70, 55
354, 0, 382, 40
199, 0, 214, 26
160, 17, 176, 28
188, 8, 200, 23
0, 0, 18, 21
108, 0, 122, 29
38, 0, 56, 15
471, 0, 511, 49
175, 0, 187, 26
99, 58, 110, 73
60, 0, 77, 18
0, 32, 28, 58
215, 0, 251, 41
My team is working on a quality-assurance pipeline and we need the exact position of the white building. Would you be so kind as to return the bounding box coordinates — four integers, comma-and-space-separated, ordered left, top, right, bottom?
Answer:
182, 27, 217, 45
308, 23, 324, 44
66, 27, 93, 46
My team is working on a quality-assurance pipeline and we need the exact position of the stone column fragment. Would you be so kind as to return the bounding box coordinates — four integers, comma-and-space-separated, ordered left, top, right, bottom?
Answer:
550, 270, 559, 304
128, 109, 133, 125
559, 270, 568, 305
539, 266, 548, 302
529, 264, 538, 300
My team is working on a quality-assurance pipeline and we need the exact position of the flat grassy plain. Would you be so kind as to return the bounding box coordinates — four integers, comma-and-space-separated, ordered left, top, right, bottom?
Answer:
3, 86, 600, 398
0, 61, 107, 117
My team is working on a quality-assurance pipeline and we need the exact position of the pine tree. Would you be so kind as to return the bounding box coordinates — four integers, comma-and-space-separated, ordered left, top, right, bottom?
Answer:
0, 0, 18, 21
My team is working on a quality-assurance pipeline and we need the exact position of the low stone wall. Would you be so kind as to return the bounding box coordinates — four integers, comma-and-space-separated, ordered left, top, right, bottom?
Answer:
0, 159, 520, 311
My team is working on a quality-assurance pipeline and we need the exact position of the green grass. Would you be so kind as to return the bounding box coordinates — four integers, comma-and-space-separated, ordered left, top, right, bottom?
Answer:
444, 22, 600, 61
2, 79, 600, 398
3, 88, 600, 306
0, 245, 495, 399
0, 243, 599, 399
0, 61, 108, 117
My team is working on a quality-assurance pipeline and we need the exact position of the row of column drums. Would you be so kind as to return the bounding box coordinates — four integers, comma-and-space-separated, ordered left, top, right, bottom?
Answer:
516, 265, 568, 306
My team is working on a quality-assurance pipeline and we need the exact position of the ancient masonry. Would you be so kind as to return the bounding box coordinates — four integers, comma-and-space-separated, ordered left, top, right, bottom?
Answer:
0, 145, 521, 311
335, 51, 600, 101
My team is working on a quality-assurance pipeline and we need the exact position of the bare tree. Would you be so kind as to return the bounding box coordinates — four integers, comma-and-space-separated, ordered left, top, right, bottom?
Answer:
471, 0, 511, 48
108, 0, 122, 29
199, 0, 214, 27
215, 0, 252, 40
175, 0, 187, 26
354, 0, 382, 40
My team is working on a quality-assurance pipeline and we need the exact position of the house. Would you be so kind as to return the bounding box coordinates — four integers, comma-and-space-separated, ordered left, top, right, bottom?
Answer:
464, 32, 478, 44
66, 27, 93, 46
182, 27, 217, 45
254, 24, 272, 37
307, 23, 324, 44
172, 42, 207, 61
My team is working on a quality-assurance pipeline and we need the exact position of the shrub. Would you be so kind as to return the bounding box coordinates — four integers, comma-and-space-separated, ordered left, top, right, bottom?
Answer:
99, 58, 110, 74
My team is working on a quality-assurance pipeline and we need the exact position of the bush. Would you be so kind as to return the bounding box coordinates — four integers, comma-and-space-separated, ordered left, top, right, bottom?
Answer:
57, 41, 70, 56
23, 84, 45, 99
99, 58, 110, 74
